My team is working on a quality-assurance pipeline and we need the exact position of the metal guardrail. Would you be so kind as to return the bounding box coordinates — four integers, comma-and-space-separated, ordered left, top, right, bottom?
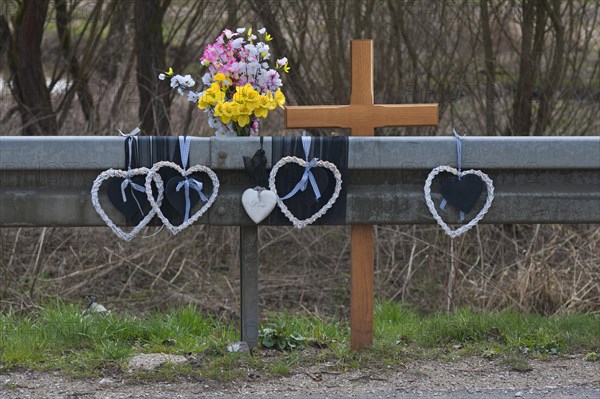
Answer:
1, 135, 599, 347
1, 136, 599, 226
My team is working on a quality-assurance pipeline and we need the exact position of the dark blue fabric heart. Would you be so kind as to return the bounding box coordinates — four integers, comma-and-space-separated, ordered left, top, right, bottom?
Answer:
107, 176, 149, 218
441, 174, 484, 214
276, 162, 331, 208
165, 176, 201, 216
165, 173, 214, 216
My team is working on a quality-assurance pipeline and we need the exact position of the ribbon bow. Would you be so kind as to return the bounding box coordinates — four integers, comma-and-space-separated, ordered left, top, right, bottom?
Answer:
440, 128, 465, 222
176, 178, 209, 223
177, 136, 209, 222
120, 178, 145, 203
280, 135, 321, 201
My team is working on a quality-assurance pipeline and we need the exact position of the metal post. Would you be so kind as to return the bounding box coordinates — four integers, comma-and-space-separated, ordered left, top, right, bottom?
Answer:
240, 225, 259, 347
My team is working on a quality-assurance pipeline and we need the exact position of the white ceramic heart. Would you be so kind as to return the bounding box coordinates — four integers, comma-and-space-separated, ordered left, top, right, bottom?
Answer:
242, 187, 277, 224
91, 167, 163, 241
269, 156, 343, 229
145, 161, 219, 235
424, 165, 495, 238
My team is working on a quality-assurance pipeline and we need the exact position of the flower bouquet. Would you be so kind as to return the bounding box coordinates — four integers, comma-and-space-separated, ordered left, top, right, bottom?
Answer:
160, 27, 289, 136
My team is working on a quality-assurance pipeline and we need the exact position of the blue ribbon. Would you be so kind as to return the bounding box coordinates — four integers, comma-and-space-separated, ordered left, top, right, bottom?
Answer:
117, 127, 145, 215
453, 128, 462, 177
179, 135, 191, 169
280, 135, 321, 201
120, 179, 145, 203
176, 178, 208, 222
177, 136, 209, 222
439, 129, 465, 222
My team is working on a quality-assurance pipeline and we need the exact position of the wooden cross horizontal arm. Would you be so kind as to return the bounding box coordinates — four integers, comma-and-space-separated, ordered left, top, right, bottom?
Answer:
285, 104, 439, 129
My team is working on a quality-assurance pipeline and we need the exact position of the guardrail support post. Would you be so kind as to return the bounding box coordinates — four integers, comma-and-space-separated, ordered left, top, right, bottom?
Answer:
240, 225, 259, 347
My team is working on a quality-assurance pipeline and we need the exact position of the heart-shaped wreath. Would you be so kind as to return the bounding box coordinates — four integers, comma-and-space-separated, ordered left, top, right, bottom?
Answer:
91, 167, 163, 241
145, 161, 219, 235
269, 156, 342, 229
424, 165, 494, 238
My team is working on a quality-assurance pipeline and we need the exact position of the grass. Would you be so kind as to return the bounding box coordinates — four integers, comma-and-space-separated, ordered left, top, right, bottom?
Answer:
0, 301, 598, 380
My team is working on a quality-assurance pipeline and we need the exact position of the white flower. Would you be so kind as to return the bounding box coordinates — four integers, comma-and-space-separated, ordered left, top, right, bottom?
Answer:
187, 91, 200, 103
232, 37, 244, 49
207, 115, 221, 130
249, 34, 257, 41
256, 43, 270, 59
158, 73, 166, 80
177, 87, 184, 96
244, 43, 258, 56
258, 27, 266, 34
236, 27, 245, 34
182, 74, 195, 87
234, 61, 245, 70
277, 57, 288, 66
246, 62, 260, 75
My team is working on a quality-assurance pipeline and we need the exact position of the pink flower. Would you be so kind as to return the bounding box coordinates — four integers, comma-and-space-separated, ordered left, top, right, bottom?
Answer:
223, 29, 235, 39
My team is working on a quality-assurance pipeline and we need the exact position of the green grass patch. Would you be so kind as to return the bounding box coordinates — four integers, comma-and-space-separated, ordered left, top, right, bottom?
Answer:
1, 301, 598, 380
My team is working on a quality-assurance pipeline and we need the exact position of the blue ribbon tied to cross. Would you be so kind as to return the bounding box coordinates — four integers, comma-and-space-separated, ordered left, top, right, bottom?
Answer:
280, 135, 321, 201
177, 136, 209, 222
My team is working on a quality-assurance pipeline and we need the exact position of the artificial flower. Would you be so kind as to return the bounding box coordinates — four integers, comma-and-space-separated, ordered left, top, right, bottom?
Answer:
159, 27, 289, 136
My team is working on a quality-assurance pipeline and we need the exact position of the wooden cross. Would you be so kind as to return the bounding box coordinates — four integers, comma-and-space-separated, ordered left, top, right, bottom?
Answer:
285, 40, 438, 349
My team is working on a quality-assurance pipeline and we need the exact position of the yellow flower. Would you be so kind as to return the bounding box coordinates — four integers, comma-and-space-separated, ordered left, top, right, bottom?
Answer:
198, 83, 225, 109
214, 102, 234, 124
233, 84, 260, 111
265, 91, 277, 110
214, 72, 231, 86
236, 103, 252, 127
253, 92, 278, 119
274, 89, 286, 108
198, 95, 210, 109
254, 96, 270, 119
230, 102, 241, 117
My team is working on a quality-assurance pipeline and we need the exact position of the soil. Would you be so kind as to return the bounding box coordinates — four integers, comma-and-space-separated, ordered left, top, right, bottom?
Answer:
1, 356, 599, 398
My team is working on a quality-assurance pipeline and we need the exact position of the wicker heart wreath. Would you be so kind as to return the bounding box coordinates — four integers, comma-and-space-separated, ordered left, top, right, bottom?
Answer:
269, 156, 342, 229
424, 165, 494, 238
91, 167, 163, 241
145, 161, 219, 235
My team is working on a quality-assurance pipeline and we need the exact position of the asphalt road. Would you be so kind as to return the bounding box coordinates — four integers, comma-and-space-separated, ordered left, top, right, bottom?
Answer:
145, 387, 600, 399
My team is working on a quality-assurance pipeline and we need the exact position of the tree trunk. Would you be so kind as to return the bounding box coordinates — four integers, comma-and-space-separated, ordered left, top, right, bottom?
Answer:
512, 0, 548, 135
134, 0, 172, 135
97, 0, 129, 81
512, 0, 536, 135
480, 0, 496, 136
8, 0, 58, 135
534, 0, 565, 135
55, 0, 95, 127
0, 15, 9, 72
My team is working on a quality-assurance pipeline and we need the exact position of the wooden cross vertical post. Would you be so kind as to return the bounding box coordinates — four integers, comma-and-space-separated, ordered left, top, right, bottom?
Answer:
285, 40, 438, 349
